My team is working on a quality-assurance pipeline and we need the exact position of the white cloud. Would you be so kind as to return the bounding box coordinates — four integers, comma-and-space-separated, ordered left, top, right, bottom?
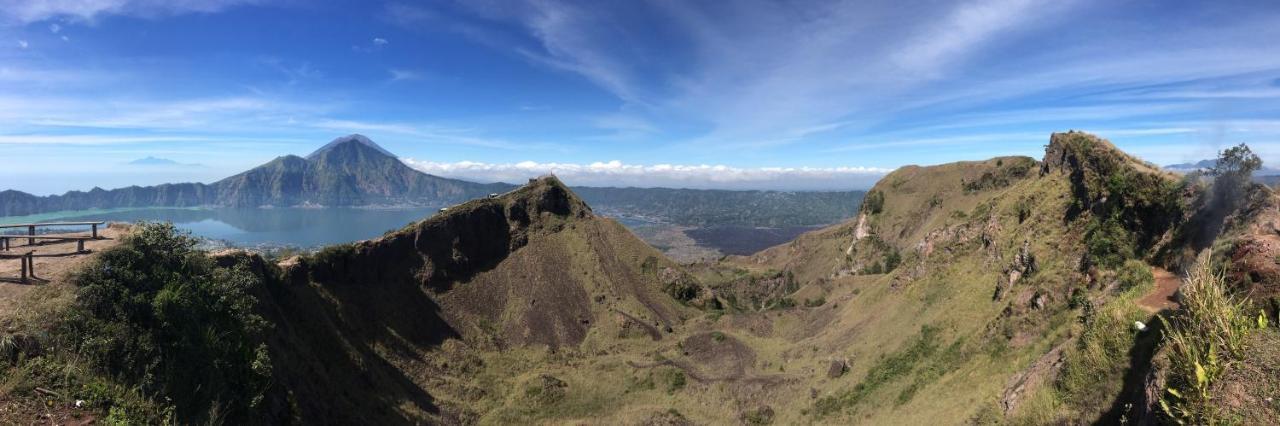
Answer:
48, 22, 61, 33
310, 118, 561, 151
891, 0, 1061, 75
353, 37, 389, 53
16, 39, 27, 49
388, 68, 423, 81
0, 0, 263, 23
401, 158, 888, 190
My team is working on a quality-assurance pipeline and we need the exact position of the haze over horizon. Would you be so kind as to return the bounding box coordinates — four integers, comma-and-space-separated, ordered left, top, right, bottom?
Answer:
3, 0, 1280, 194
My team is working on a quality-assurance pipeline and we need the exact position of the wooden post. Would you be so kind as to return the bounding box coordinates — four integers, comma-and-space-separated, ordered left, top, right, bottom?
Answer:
19, 253, 27, 282
77, 240, 85, 253
91, 223, 98, 239
26, 252, 33, 280
27, 225, 34, 246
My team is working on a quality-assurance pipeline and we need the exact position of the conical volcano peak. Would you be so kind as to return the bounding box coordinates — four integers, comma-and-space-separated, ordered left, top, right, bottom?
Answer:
306, 134, 397, 160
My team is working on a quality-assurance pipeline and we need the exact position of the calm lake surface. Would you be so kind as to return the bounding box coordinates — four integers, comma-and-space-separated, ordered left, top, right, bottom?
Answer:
0, 207, 441, 248
0, 207, 803, 255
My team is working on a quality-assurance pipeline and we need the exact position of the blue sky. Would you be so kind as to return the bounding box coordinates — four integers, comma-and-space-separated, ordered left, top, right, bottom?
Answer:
3, 0, 1280, 194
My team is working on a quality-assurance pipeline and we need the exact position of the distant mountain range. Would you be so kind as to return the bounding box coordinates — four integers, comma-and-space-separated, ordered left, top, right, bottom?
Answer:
1164, 158, 1280, 175
0, 135, 511, 216
0, 135, 864, 226
127, 156, 200, 166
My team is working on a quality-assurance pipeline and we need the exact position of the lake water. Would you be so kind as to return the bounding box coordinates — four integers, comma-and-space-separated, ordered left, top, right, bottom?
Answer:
0, 207, 441, 248
0, 207, 810, 256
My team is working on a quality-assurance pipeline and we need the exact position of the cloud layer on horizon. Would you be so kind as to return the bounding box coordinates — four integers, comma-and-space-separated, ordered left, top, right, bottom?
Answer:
402, 158, 887, 191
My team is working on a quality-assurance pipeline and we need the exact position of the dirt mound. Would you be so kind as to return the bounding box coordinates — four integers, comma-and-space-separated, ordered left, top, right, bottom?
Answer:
679, 331, 756, 379
1212, 330, 1280, 422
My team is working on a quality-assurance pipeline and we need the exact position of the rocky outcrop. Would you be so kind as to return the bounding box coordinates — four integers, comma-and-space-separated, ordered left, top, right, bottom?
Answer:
994, 240, 1037, 301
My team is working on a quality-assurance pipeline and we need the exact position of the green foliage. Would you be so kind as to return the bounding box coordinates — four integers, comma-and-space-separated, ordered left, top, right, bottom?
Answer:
895, 337, 970, 406
1116, 260, 1154, 293
1057, 294, 1146, 410
623, 373, 656, 393
1208, 143, 1263, 212
864, 190, 885, 215
1085, 215, 1135, 269
56, 222, 272, 423
655, 368, 686, 394
804, 297, 827, 308
962, 158, 1035, 193
1060, 132, 1185, 254
1158, 257, 1262, 424
857, 238, 902, 275
814, 325, 943, 417
1014, 197, 1033, 224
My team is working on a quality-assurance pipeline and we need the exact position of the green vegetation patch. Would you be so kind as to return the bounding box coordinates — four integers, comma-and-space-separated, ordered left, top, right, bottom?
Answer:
814, 325, 962, 417
54, 222, 272, 423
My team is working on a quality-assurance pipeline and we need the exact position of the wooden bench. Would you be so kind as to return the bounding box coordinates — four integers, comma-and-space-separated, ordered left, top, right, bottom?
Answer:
0, 234, 96, 253
0, 250, 35, 283
0, 221, 105, 245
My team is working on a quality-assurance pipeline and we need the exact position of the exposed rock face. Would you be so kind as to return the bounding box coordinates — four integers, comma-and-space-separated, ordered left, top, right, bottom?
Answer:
995, 240, 1037, 301
1000, 342, 1067, 415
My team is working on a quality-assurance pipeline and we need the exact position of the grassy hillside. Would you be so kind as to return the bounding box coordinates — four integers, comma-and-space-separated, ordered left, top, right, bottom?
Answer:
6, 131, 1279, 424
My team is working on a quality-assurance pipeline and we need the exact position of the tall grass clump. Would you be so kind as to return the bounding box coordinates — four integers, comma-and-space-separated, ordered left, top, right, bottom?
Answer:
1158, 256, 1265, 423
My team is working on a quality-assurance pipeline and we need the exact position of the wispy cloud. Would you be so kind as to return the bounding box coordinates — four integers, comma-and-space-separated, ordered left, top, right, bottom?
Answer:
388, 68, 424, 81
311, 119, 563, 151
402, 158, 888, 190
353, 37, 390, 53
0, 0, 265, 24
0, 134, 232, 145
392, 0, 1280, 158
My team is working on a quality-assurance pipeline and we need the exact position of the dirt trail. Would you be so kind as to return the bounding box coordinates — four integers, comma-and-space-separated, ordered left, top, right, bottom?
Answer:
1138, 267, 1181, 313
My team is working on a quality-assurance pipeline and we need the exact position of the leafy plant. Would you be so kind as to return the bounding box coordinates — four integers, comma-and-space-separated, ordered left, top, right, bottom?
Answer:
1158, 256, 1262, 423
56, 222, 272, 423
1116, 259, 1154, 293
1085, 215, 1135, 269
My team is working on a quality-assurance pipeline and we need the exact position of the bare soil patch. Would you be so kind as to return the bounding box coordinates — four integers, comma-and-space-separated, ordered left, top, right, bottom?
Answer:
1137, 267, 1180, 313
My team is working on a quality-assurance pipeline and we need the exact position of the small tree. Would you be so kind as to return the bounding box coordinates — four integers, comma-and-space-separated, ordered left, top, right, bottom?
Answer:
1209, 143, 1262, 210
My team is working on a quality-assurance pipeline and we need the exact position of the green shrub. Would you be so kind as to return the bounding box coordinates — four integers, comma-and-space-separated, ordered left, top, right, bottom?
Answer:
657, 367, 686, 394
804, 297, 827, 308
864, 191, 885, 215
1085, 215, 1135, 269
1116, 260, 1154, 293
57, 222, 272, 423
